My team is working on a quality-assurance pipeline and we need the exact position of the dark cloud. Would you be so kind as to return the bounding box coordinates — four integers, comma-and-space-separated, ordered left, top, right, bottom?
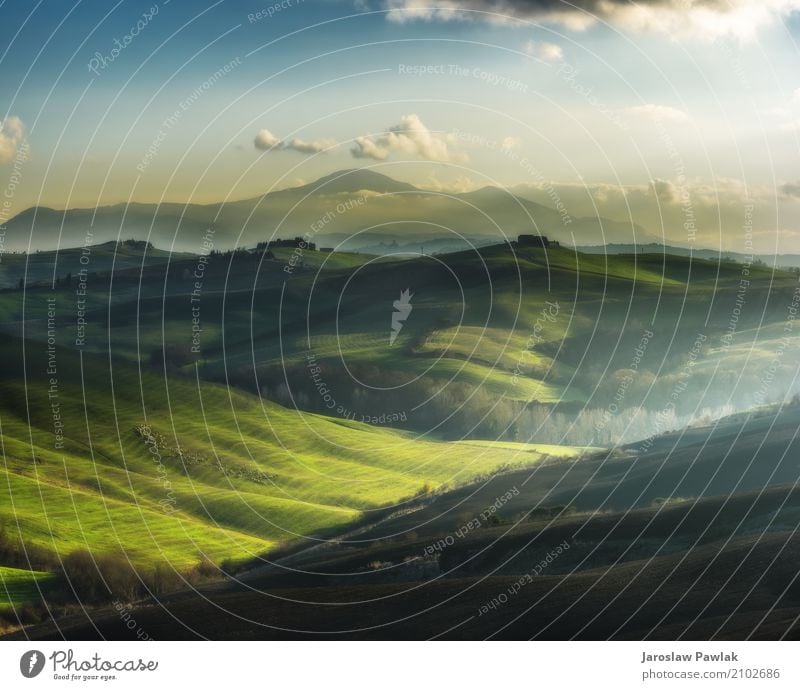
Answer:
385, 0, 798, 39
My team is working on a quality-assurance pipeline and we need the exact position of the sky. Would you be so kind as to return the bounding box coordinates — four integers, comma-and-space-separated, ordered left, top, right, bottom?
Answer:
1, 0, 800, 252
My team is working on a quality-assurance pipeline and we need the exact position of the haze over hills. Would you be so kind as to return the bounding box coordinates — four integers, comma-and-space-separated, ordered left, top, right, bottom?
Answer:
578, 243, 800, 270
1, 169, 652, 253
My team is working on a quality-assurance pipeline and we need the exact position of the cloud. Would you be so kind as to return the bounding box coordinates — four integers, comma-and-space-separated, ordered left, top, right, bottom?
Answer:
780, 182, 800, 199
621, 104, 690, 122
384, 0, 800, 40
254, 128, 335, 154
351, 114, 467, 162
351, 136, 390, 160
773, 89, 800, 130
763, 106, 789, 118
525, 40, 563, 61
537, 41, 564, 61
0, 116, 26, 164
650, 178, 677, 204
254, 128, 281, 150
284, 137, 336, 154
424, 173, 480, 193
764, 89, 800, 129
780, 118, 800, 132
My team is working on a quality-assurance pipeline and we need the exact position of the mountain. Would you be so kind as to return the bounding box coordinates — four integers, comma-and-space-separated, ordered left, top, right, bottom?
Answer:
1, 169, 651, 253
264, 168, 419, 197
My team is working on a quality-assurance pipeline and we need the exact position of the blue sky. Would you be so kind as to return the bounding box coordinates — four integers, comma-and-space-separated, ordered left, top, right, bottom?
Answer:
1, 0, 800, 250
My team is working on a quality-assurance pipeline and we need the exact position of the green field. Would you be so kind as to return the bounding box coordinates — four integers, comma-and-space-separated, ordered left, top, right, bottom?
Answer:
0, 567, 56, 609
0, 334, 585, 580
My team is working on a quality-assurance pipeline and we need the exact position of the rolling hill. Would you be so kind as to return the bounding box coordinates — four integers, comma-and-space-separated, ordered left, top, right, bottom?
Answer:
0, 331, 584, 615
9, 403, 800, 640
2, 230, 800, 638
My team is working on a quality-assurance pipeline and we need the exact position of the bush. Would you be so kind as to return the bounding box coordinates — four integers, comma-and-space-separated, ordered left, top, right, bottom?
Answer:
187, 556, 218, 583
61, 550, 140, 604
149, 563, 184, 595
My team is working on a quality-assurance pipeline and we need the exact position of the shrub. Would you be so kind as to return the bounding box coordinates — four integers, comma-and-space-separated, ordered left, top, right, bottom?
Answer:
61, 550, 140, 604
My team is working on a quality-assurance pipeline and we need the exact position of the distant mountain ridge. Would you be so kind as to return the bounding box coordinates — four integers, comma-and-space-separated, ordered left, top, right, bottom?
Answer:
578, 242, 800, 269
272, 169, 419, 197
2, 168, 651, 253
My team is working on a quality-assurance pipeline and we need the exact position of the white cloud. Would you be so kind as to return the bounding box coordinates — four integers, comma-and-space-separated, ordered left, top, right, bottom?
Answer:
283, 137, 336, 154
621, 104, 691, 122
525, 40, 563, 61
254, 128, 281, 150
649, 178, 678, 204
351, 114, 467, 162
0, 116, 26, 165
386, 0, 470, 24
385, 0, 800, 41
780, 181, 800, 199
780, 118, 800, 132
351, 136, 390, 160
424, 173, 480, 193
538, 41, 564, 61
280, 177, 307, 190
764, 90, 800, 130
763, 106, 789, 118
254, 128, 335, 154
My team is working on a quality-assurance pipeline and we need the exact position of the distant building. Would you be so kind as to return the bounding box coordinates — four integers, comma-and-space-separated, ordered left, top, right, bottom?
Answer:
319, 247, 334, 253
516, 234, 559, 248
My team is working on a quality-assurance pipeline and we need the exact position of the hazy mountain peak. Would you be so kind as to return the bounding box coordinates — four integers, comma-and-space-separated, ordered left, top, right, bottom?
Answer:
284, 168, 419, 196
